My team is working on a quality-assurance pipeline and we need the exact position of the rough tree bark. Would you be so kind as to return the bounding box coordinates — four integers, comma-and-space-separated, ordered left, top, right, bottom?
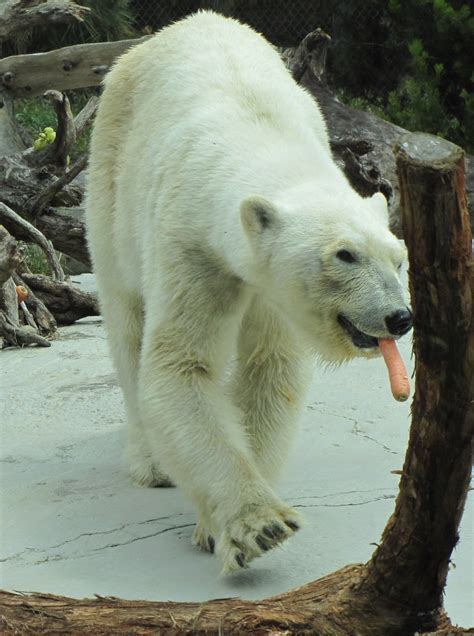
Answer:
358, 132, 474, 629
0, 132, 472, 633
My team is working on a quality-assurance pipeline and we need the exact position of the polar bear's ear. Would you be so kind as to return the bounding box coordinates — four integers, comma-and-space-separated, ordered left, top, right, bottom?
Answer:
240, 196, 280, 236
371, 192, 389, 226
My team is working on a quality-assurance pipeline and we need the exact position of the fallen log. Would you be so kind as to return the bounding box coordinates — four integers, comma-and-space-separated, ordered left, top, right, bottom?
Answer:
21, 271, 99, 324
0, 132, 472, 633
0, 36, 150, 98
0, 0, 89, 44
286, 36, 474, 237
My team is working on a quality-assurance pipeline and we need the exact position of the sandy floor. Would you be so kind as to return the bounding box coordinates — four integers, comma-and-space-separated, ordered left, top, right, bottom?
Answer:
0, 275, 472, 626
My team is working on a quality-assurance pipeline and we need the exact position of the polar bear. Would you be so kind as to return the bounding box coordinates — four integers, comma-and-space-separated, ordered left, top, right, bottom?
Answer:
85, 11, 411, 574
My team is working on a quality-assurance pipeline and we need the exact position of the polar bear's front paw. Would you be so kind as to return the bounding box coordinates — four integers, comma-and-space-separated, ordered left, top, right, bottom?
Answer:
217, 502, 302, 574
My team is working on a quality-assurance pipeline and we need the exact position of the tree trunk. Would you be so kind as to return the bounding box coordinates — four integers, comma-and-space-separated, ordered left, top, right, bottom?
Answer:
359, 132, 474, 626
0, 133, 472, 633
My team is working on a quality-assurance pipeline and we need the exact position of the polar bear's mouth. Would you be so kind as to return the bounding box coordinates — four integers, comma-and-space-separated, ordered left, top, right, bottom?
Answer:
337, 314, 379, 349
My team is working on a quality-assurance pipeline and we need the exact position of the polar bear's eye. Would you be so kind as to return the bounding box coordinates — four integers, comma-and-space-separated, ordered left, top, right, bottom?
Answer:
336, 249, 357, 264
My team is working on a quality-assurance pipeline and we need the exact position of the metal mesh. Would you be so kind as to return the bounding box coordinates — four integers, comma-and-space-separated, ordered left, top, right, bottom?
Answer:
130, 1, 417, 97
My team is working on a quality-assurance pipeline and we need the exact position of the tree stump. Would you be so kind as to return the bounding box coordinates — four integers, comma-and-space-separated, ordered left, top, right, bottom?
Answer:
361, 132, 474, 625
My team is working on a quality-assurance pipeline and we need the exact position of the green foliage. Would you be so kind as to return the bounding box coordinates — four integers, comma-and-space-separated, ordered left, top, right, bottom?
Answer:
329, 0, 474, 152
23, 244, 50, 276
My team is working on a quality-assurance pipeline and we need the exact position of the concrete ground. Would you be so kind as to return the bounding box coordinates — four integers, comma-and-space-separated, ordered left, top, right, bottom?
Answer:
0, 274, 472, 627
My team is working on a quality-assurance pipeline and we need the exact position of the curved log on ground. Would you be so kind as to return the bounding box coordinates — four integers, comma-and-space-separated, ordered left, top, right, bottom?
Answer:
0, 572, 471, 634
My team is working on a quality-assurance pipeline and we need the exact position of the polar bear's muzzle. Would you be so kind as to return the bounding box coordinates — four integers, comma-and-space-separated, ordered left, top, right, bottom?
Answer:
337, 314, 379, 349
337, 308, 413, 349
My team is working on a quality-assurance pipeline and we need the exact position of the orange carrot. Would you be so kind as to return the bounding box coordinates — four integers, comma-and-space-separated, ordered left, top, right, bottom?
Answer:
379, 338, 410, 402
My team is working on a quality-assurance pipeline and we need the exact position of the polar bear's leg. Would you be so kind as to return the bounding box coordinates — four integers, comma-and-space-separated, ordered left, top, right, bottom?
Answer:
137, 265, 302, 573
233, 296, 311, 483
101, 289, 173, 488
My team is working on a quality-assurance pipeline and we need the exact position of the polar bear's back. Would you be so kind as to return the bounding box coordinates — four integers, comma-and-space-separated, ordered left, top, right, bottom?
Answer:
127, 12, 306, 127
86, 11, 329, 292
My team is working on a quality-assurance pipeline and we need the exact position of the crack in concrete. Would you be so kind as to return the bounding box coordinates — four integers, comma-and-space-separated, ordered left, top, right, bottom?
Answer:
89, 523, 195, 554
351, 422, 398, 455
0, 513, 191, 564
294, 494, 395, 509
292, 488, 394, 500
307, 403, 399, 455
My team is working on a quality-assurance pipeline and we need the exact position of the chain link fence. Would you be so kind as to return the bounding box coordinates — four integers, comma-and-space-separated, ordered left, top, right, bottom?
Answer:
130, 1, 416, 97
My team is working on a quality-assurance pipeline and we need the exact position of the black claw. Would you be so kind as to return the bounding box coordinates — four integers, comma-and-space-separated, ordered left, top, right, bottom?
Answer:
262, 525, 277, 539
270, 523, 286, 537
284, 520, 300, 531
208, 536, 215, 553
235, 552, 245, 568
255, 534, 270, 551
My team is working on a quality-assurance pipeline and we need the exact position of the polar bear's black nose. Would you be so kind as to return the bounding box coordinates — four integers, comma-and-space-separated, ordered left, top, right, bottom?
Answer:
385, 309, 413, 336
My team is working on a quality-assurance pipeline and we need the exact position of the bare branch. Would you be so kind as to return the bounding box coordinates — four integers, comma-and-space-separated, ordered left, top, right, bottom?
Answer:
73, 95, 99, 137
0, 202, 64, 281
28, 154, 87, 218
43, 90, 76, 167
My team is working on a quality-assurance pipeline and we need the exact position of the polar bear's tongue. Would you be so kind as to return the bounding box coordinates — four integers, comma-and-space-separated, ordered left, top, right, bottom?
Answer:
378, 338, 410, 402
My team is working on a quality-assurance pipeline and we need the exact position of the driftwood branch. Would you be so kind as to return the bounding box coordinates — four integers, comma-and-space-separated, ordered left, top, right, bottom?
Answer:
21, 271, 99, 324
0, 225, 52, 347
12, 271, 57, 335
0, 133, 472, 632
43, 89, 76, 167
281, 28, 331, 84
0, 0, 89, 44
73, 94, 99, 136
0, 202, 64, 281
0, 36, 150, 98
29, 154, 87, 217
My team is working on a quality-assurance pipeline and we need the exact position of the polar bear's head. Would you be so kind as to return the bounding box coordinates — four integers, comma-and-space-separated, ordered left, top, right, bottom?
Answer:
241, 189, 411, 362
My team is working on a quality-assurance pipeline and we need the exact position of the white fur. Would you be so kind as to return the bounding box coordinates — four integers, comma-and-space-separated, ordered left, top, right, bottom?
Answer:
85, 11, 407, 574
